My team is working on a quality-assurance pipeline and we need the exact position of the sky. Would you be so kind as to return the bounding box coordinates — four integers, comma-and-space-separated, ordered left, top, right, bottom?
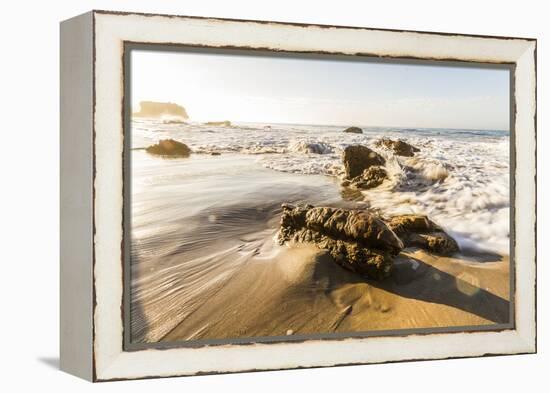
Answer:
131, 49, 510, 131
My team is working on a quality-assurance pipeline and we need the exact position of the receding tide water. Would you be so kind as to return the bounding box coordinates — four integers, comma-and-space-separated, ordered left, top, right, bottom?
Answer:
130, 119, 510, 343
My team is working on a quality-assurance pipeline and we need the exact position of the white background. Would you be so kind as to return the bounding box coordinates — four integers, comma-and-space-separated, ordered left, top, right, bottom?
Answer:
0, 0, 546, 391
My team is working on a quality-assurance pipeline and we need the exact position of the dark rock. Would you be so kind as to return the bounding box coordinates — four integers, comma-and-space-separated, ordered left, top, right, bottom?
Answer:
375, 138, 420, 157
387, 214, 459, 255
210, 152, 221, 156
278, 204, 403, 279
342, 145, 385, 179
278, 205, 460, 279
349, 166, 387, 189
145, 139, 191, 157
407, 232, 459, 255
343, 126, 363, 134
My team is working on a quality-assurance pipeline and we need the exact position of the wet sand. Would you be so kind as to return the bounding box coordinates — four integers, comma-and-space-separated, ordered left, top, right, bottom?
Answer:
163, 244, 510, 342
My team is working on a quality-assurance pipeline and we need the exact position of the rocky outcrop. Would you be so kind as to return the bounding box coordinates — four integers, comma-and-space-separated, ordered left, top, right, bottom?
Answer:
343, 126, 363, 134
342, 145, 385, 179
133, 101, 189, 120
375, 138, 419, 157
278, 204, 403, 280
278, 205, 460, 279
387, 214, 459, 256
146, 139, 191, 157
348, 166, 387, 189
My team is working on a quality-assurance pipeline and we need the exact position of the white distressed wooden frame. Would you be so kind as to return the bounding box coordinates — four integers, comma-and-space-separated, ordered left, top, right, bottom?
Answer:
60, 10, 536, 382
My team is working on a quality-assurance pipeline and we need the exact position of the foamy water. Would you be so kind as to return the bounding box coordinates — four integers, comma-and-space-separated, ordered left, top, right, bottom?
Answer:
132, 119, 509, 255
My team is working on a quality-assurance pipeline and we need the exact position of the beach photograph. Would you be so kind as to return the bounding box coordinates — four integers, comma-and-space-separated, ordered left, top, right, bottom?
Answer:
127, 48, 512, 345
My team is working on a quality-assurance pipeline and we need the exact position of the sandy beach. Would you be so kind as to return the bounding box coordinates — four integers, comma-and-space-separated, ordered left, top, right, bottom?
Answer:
162, 245, 509, 342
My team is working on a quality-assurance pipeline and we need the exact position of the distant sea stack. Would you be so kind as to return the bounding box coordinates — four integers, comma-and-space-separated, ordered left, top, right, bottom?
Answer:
133, 101, 189, 120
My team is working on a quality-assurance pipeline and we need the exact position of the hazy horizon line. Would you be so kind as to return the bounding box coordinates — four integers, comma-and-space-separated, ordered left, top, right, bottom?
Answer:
132, 114, 509, 133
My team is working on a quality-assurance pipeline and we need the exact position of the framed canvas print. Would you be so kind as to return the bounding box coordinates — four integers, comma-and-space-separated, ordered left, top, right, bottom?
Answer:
60, 10, 537, 382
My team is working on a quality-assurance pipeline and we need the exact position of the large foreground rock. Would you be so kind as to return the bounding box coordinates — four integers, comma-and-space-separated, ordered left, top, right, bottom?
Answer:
278, 205, 460, 279
387, 214, 459, 255
342, 145, 385, 179
278, 204, 403, 279
343, 126, 363, 134
146, 139, 191, 157
375, 138, 419, 157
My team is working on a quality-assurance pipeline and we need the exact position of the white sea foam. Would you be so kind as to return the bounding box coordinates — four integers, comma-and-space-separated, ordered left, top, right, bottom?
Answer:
133, 120, 510, 255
